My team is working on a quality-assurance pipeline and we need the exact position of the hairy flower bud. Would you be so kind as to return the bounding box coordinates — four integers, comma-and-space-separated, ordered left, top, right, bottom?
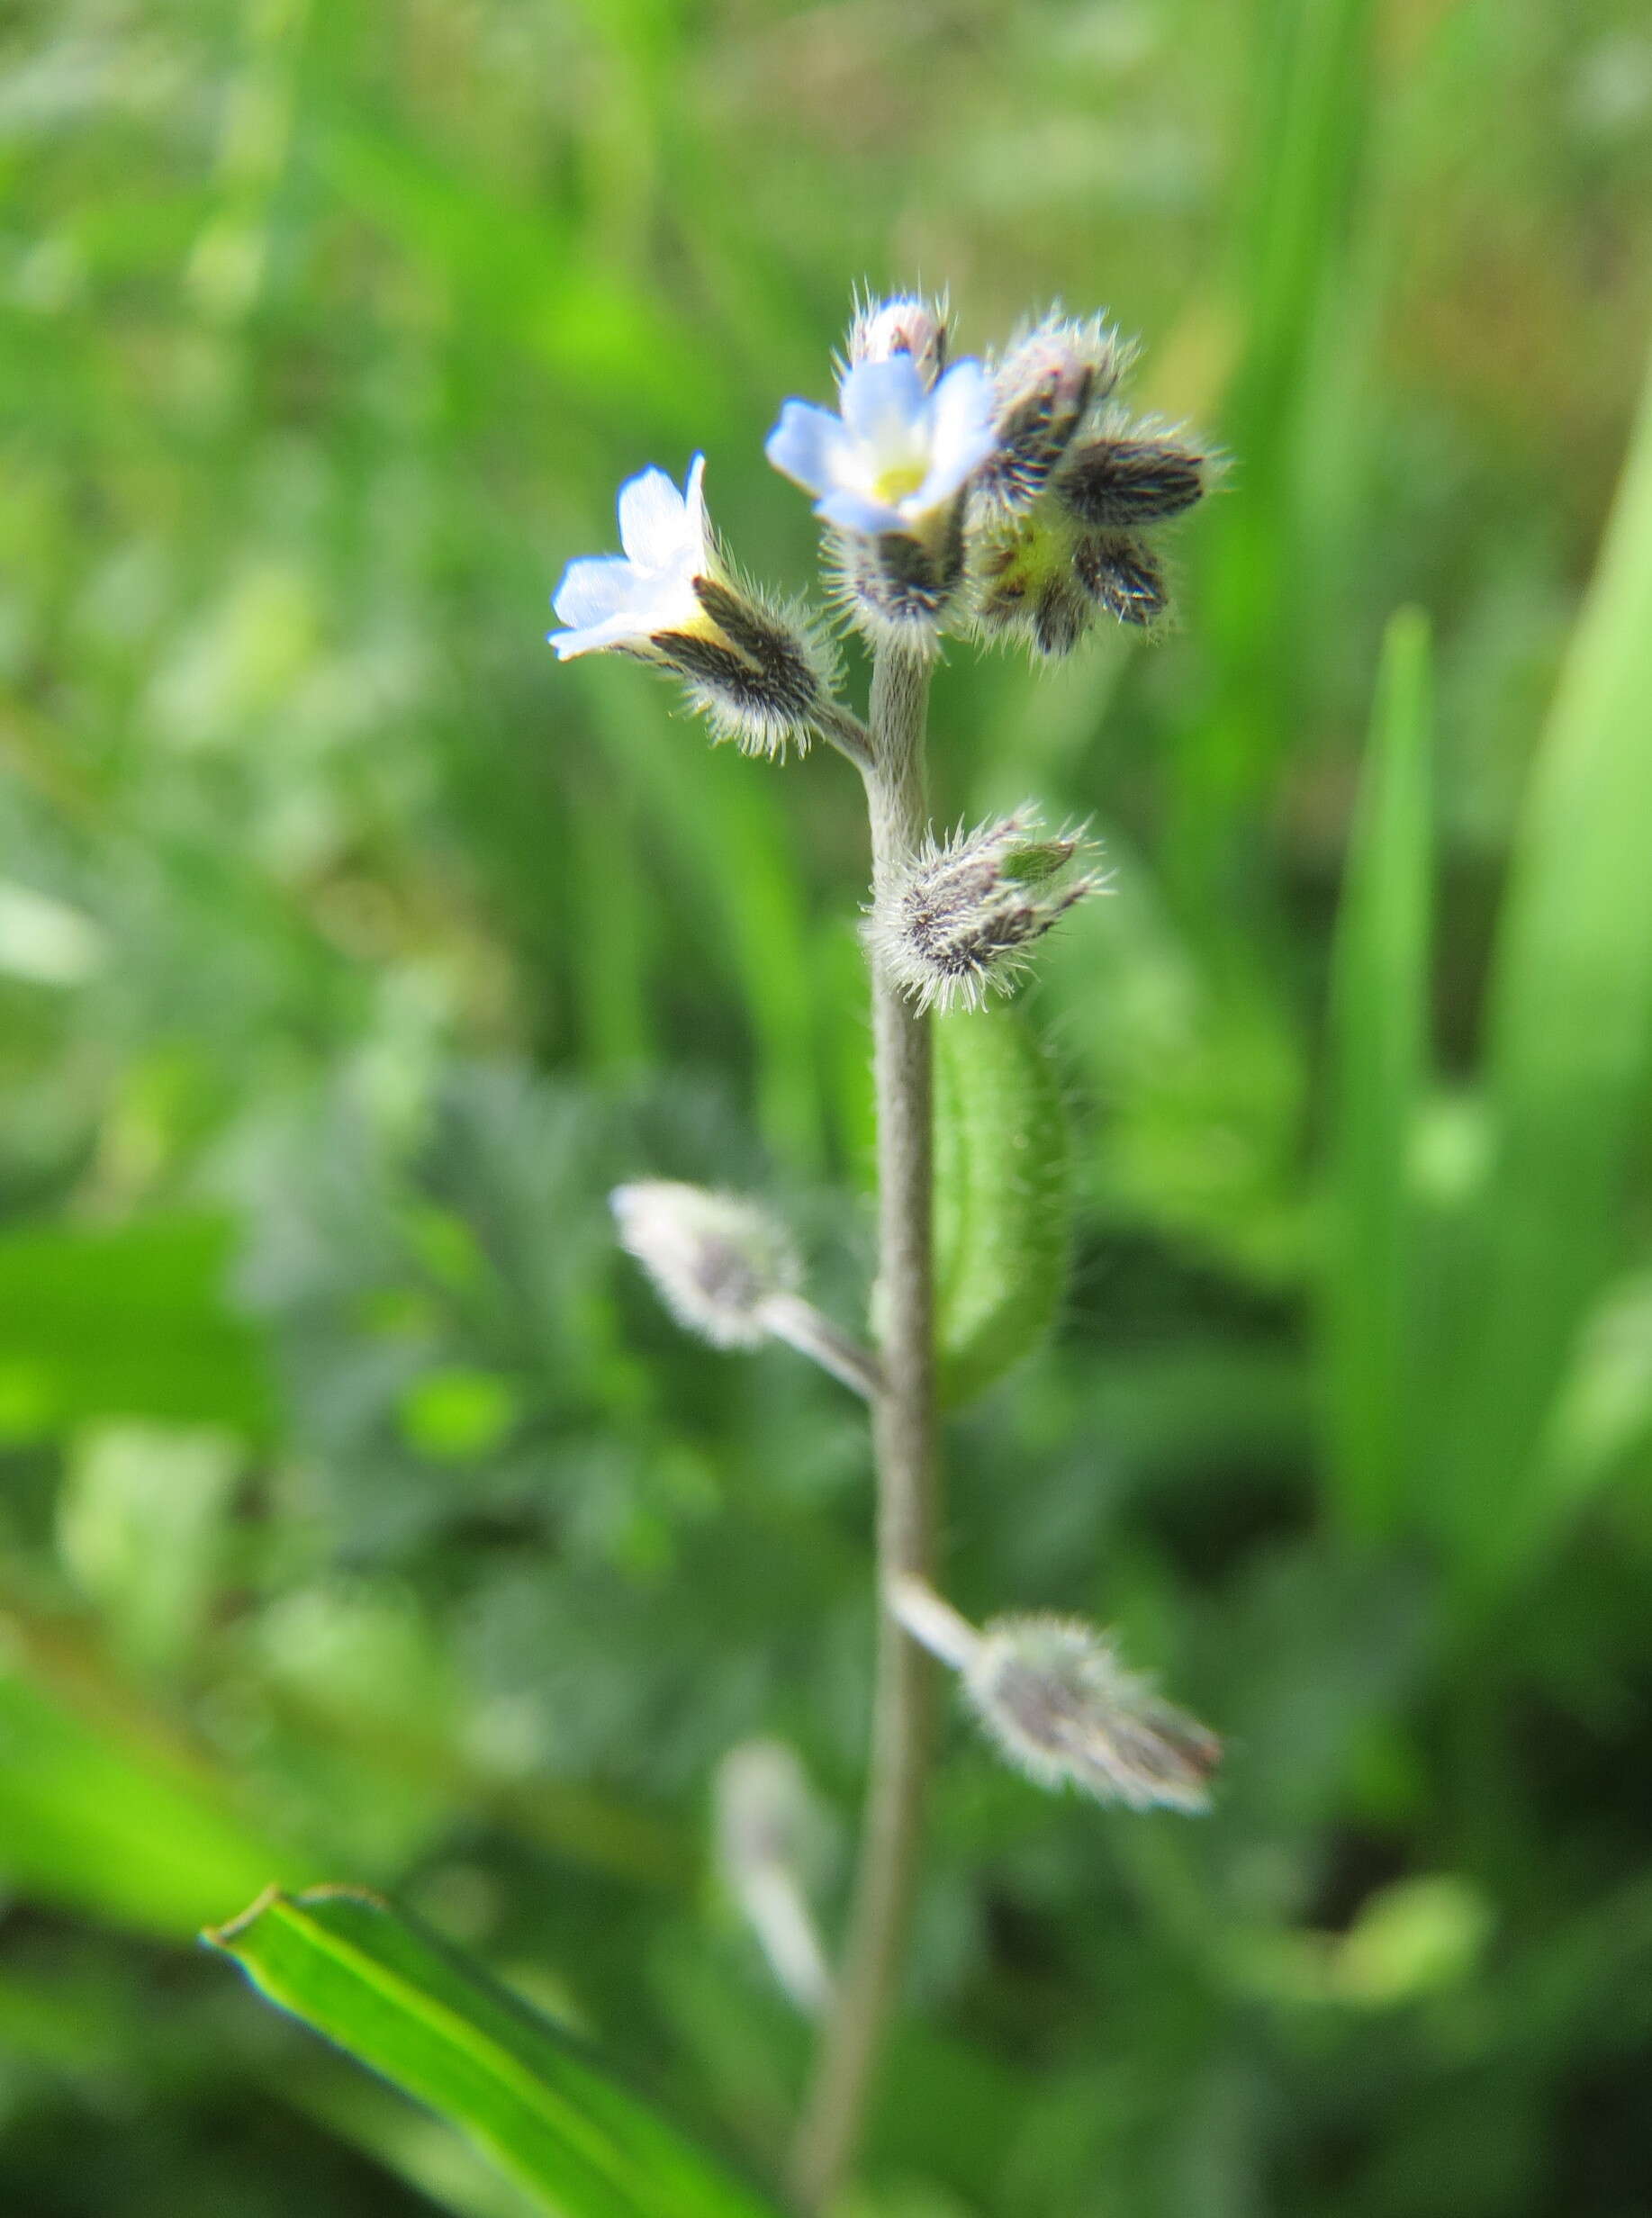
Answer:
965, 1614, 1221, 1814
974, 500, 1170, 653
889, 1575, 1219, 1815
844, 289, 950, 390
1071, 530, 1169, 628
866, 809, 1104, 1013
974, 311, 1131, 516
715, 1740, 832, 2014
1054, 413, 1209, 530
610, 1181, 801, 1349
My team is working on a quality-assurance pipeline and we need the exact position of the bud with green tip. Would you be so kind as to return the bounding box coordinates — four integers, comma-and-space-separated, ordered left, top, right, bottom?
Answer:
865, 807, 1106, 1013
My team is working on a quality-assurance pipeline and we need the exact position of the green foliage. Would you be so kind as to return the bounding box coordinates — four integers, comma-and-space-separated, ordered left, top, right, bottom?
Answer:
1323, 609, 1434, 1537
1437, 359, 1652, 1586
2, 0, 1651, 2212
933, 1007, 1070, 1403
207, 1889, 784, 2218
0, 1216, 272, 1442
0, 1626, 308, 1937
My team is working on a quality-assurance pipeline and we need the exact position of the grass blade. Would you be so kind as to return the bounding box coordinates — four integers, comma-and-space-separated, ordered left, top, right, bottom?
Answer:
206, 1888, 784, 2218
1438, 347, 1652, 1581
1322, 608, 1433, 1537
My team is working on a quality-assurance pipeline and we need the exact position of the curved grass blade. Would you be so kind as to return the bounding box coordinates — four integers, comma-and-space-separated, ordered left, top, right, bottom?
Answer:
205, 1888, 784, 2218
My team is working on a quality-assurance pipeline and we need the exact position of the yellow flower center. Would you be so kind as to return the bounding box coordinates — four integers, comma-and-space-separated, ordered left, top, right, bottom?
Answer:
872, 462, 927, 505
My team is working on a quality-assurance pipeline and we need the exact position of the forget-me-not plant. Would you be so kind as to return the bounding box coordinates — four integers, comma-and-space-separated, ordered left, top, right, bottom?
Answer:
550, 287, 1215, 2213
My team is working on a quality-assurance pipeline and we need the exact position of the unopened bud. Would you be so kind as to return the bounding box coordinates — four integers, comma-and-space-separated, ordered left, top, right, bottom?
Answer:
1055, 419, 1209, 530
1071, 530, 1169, 629
965, 1614, 1220, 1814
973, 507, 1094, 658
610, 1182, 801, 1349
715, 1740, 832, 2014
844, 289, 950, 390
974, 312, 1130, 516
974, 504, 1171, 650
865, 808, 1104, 1013
889, 1577, 1218, 1815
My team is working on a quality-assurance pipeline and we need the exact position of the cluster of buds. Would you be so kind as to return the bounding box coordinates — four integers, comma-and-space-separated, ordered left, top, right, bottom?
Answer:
970, 312, 1210, 656
865, 807, 1106, 1013
890, 1574, 1220, 1814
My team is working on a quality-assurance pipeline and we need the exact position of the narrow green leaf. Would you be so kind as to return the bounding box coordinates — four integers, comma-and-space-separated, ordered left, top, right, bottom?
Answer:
1323, 609, 1433, 1537
933, 1006, 1070, 1404
0, 1634, 302, 1937
1439, 346, 1652, 1581
205, 1888, 784, 2218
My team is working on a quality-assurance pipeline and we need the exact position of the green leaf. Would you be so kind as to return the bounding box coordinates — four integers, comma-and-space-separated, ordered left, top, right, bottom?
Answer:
205, 1888, 785, 2218
1436, 346, 1652, 1582
1322, 609, 1433, 1537
0, 1631, 302, 1937
0, 1213, 273, 1443
933, 1007, 1070, 1404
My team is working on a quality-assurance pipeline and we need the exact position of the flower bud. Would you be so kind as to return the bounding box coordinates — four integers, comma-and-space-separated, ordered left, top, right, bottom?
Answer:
974, 312, 1130, 516
973, 507, 1094, 658
974, 506, 1170, 652
610, 1181, 801, 1350
963, 1614, 1220, 1814
865, 808, 1104, 1013
889, 1576, 1219, 1814
1054, 418, 1209, 529
1071, 530, 1169, 628
715, 1739, 832, 2014
844, 289, 950, 390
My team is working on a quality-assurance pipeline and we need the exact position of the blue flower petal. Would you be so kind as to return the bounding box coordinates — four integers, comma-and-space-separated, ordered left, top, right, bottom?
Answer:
553, 554, 639, 629
764, 401, 853, 497
838, 356, 928, 448
929, 360, 998, 475
617, 467, 690, 565
816, 485, 909, 537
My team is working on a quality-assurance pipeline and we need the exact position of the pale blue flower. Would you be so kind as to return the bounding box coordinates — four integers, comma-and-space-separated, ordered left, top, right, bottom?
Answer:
765, 356, 997, 537
549, 456, 711, 659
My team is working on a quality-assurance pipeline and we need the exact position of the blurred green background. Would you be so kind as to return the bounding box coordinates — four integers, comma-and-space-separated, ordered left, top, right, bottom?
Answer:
4, 0, 1652, 2211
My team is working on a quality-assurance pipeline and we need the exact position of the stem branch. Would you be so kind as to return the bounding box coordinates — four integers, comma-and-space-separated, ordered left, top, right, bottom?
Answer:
790, 645, 937, 2211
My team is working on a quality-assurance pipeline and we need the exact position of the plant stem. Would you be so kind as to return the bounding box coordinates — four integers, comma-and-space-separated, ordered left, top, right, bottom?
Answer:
790, 644, 937, 2212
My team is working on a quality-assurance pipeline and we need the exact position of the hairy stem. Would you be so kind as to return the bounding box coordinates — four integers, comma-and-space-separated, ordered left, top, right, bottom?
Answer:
790, 645, 937, 2210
